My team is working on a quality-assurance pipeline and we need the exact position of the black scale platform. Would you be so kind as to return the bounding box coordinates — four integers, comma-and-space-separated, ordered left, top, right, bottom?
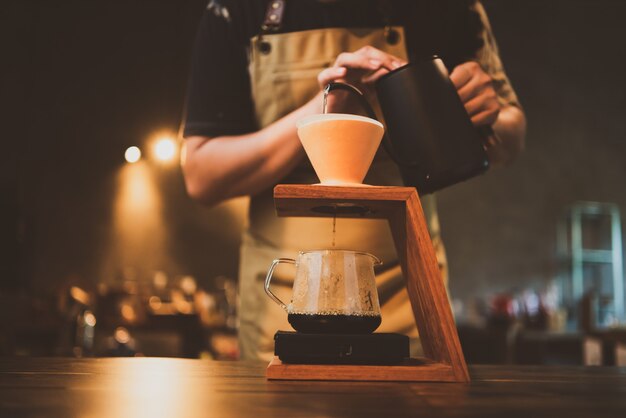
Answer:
274, 331, 410, 365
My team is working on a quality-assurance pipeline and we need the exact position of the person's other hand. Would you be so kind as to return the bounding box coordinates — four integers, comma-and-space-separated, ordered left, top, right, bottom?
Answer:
450, 61, 501, 127
317, 46, 407, 113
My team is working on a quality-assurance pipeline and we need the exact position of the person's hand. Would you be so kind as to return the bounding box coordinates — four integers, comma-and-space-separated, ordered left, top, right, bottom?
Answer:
318, 45, 406, 89
317, 46, 407, 114
450, 61, 501, 127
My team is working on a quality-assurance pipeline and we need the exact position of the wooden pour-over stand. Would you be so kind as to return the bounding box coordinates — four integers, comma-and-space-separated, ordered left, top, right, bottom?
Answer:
266, 184, 470, 383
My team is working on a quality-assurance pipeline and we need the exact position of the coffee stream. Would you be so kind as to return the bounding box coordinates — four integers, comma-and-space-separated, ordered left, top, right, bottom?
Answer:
331, 214, 336, 247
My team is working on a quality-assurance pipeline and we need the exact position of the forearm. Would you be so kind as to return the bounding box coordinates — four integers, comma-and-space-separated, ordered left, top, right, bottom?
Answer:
182, 92, 323, 206
486, 105, 526, 168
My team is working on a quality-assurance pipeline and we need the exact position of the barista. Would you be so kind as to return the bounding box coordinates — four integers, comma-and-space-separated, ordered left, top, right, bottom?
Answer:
182, 0, 526, 360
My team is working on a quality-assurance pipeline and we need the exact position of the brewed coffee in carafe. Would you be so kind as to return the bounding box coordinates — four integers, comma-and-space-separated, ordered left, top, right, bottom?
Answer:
264, 250, 383, 334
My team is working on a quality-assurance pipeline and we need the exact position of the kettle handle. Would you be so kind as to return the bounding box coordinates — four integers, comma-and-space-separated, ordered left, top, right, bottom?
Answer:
324, 82, 418, 167
264, 258, 295, 311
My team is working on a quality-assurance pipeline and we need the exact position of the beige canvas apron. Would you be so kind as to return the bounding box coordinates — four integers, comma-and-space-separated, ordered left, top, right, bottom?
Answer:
239, 26, 448, 361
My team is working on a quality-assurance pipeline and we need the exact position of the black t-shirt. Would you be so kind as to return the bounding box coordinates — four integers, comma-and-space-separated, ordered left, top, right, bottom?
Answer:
183, 0, 483, 138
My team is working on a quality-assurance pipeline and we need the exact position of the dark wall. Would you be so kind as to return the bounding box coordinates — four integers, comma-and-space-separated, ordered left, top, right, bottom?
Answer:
2, 0, 247, 293
1, 1, 31, 290
2, 1, 625, 304
440, 0, 626, 299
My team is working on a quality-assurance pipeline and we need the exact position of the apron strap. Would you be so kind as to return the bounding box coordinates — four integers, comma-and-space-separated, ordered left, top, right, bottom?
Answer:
258, 0, 286, 54
262, 0, 286, 32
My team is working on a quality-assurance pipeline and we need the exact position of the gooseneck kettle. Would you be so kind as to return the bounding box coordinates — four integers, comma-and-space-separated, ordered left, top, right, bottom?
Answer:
325, 56, 489, 195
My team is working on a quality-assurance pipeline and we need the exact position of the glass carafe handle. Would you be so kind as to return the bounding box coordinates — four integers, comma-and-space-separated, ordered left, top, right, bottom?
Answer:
264, 258, 295, 311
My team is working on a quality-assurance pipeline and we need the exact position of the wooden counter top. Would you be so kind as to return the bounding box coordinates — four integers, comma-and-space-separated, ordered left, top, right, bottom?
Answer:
1, 357, 625, 417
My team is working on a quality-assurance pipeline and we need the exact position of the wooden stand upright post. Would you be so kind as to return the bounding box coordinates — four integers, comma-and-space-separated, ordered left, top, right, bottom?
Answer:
266, 184, 470, 383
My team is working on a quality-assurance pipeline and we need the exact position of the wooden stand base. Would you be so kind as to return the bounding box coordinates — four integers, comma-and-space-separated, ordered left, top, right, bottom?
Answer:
266, 357, 459, 382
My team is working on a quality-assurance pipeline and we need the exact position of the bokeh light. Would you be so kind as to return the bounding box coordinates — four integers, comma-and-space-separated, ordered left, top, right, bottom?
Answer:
153, 136, 177, 162
124, 146, 141, 163
84, 311, 97, 327
114, 327, 131, 344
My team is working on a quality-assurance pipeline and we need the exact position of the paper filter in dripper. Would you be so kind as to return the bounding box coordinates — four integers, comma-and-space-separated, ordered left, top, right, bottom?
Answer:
296, 113, 384, 186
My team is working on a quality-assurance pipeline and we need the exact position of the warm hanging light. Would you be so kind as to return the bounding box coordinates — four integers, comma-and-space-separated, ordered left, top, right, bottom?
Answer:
153, 136, 177, 162
124, 146, 141, 163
